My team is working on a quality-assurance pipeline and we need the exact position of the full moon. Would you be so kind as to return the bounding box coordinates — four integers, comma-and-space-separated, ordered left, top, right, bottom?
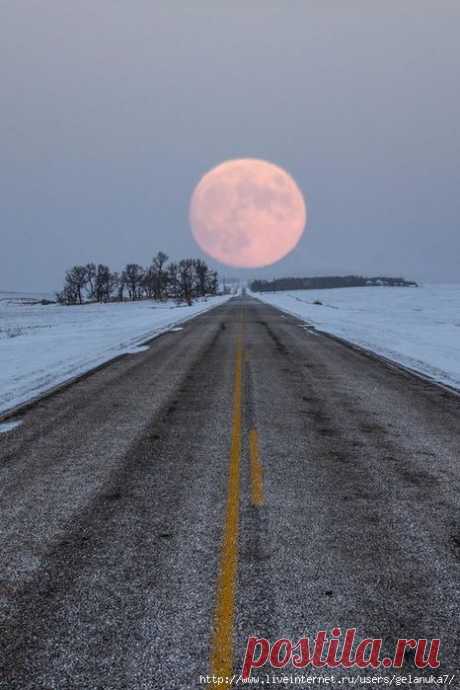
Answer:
189, 158, 307, 268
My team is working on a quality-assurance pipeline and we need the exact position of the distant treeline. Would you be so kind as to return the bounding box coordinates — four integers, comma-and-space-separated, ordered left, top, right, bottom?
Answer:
57, 252, 219, 305
250, 275, 418, 292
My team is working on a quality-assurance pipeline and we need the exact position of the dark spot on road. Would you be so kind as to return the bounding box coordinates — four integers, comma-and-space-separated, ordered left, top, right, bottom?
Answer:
318, 427, 336, 437
358, 490, 377, 500
260, 320, 288, 355
360, 423, 385, 434
449, 534, 460, 558
383, 455, 398, 462
398, 467, 438, 488
310, 410, 330, 424
324, 590, 333, 597
332, 452, 348, 463
159, 533, 173, 540
366, 514, 380, 525
103, 492, 122, 501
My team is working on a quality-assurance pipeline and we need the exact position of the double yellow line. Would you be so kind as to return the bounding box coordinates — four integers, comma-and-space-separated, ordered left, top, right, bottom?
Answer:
209, 312, 264, 684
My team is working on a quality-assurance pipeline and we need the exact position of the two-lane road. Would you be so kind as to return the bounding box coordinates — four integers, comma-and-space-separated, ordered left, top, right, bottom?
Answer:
1, 296, 459, 688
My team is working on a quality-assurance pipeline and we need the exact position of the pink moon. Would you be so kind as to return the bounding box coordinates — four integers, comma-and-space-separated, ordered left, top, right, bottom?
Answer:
189, 159, 307, 268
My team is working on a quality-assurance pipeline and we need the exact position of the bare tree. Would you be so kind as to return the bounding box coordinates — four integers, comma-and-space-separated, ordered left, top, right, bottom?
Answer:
152, 251, 169, 300
124, 263, 144, 301
94, 264, 114, 302
116, 271, 126, 301
177, 259, 194, 305
57, 254, 219, 306
142, 265, 156, 299
63, 265, 88, 304
207, 270, 218, 296
193, 259, 209, 297
166, 262, 179, 300
56, 284, 78, 305
85, 262, 97, 300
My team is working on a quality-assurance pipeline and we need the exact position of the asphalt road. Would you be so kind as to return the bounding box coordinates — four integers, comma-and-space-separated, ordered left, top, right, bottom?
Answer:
1, 296, 459, 689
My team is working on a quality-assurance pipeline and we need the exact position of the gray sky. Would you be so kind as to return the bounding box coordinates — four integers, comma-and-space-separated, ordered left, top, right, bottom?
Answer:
1, 2, 460, 291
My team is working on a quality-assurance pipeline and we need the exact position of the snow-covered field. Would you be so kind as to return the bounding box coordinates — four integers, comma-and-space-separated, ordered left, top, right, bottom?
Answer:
0, 293, 230, 415
252, 284, 460, 391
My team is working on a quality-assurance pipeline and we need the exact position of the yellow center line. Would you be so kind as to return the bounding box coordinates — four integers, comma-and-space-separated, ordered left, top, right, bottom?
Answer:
210, 322, 244, 685
249, 429, 264, 507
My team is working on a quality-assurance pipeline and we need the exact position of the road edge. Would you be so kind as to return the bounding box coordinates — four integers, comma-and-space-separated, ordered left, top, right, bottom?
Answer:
254, 297, 460, 400
0, 298, 230, 424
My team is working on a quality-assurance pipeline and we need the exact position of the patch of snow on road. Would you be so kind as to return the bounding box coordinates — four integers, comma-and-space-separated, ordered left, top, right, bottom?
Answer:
252, 285, 460, 390
0, 294, 231, 414
123, 345, 150, 354
0, 420, 23, 434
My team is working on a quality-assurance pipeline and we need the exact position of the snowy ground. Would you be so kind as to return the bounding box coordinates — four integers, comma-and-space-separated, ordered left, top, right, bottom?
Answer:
252, 284, 460, 391
0, 293, 230, 415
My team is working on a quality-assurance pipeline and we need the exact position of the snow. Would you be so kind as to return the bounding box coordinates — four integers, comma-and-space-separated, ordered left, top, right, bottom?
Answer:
0, 294, 230, 415
252, 284, 460, 391
0, 420, 22, 434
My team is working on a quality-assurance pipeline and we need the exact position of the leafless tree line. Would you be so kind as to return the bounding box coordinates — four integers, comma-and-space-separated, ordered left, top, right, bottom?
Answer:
56, 252, 219, 306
